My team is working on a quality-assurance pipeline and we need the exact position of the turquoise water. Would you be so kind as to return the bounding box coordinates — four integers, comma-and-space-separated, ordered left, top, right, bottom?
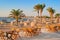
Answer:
0, 17, 33, 22
0, 17, 14, 22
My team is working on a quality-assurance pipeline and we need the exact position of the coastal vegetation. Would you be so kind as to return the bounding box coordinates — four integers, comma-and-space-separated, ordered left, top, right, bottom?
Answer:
34, 4, 45, 23
47, 7, 55, 23
55, 13, 60, 23
9, 9, 24, 26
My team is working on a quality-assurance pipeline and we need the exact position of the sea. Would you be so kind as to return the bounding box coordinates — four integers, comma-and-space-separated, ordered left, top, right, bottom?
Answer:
0, 17, 33, 22
0, 17, 14, 22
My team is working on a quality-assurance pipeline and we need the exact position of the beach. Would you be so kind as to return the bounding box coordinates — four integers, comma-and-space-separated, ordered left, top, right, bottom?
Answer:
0, 0, 60, 40
0, 26, 60, 40
17, 32, 60, 40
18, 38, 60, 40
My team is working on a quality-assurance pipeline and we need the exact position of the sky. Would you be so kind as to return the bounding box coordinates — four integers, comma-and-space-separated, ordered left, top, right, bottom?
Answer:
0, 0, 60, 17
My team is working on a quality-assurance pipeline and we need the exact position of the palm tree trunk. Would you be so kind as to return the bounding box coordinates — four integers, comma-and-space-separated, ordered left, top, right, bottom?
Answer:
50, 13, 53, 23
16, 16, 18, 26
40, 10, 42, 23
37, 10, 39, 17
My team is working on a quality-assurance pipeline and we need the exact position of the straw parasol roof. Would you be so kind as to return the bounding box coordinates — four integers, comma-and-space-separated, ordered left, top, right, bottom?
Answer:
11, 27, 16, 31
16, 28, 20, 32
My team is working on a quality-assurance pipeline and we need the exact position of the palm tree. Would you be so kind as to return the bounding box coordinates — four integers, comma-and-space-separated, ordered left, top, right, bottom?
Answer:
34, 4, 45, 23
34, 4, 41, 16
9, 9, 24, 26
47, 7, 55, 23
55, 13, 60, 23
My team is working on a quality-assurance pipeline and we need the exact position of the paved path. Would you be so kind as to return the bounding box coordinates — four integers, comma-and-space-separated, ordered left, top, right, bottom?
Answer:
17, 32, 60, 40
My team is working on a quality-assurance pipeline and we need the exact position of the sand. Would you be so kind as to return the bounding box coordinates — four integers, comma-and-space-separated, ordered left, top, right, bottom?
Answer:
17, 32, 60, 40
